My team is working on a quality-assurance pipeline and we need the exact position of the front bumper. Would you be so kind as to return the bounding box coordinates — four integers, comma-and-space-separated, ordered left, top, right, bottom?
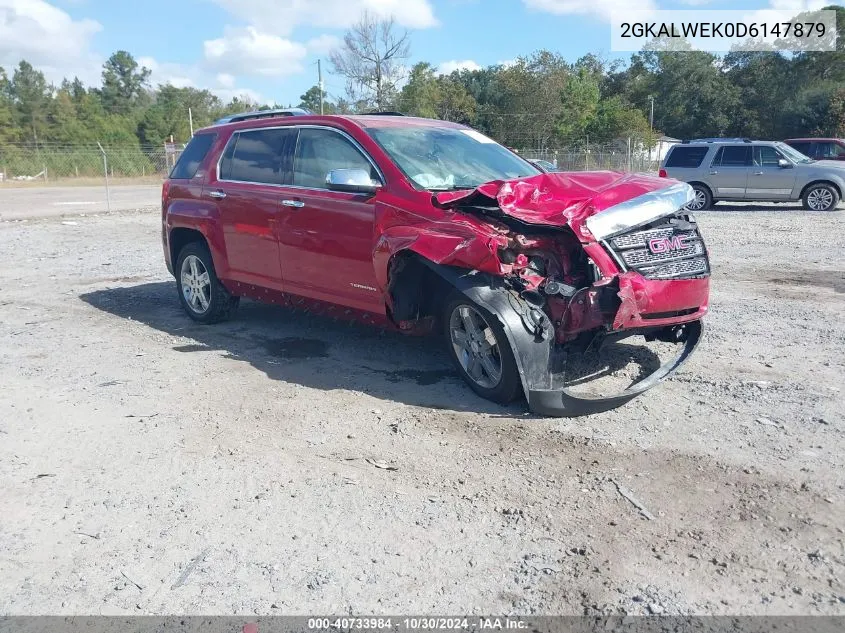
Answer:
429, 263, 705, 417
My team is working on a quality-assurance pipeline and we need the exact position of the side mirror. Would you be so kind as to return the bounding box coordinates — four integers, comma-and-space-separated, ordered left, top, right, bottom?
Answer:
326, 169, 382, 194
778, 158, 792, 169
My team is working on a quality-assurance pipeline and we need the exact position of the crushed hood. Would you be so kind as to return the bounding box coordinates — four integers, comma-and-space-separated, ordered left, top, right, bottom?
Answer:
433, 171, 694, 242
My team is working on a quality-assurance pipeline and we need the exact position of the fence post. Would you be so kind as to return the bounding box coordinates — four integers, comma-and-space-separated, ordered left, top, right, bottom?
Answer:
97, 142, 111, 213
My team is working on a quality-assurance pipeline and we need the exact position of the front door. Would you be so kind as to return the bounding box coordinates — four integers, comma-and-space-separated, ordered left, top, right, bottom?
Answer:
708, 145, 752, 199
276, 126, 384, 312
748, 145, 795, 200
212, 127, 296, 288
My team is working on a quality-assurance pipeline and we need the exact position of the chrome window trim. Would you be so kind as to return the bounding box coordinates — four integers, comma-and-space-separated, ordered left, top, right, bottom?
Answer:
215, 123, 385, 191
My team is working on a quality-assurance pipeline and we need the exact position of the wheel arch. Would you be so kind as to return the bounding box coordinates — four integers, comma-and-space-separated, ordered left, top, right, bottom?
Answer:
169, 227, 208, 271
687, 181, 713, 197
800, 179, 842, 200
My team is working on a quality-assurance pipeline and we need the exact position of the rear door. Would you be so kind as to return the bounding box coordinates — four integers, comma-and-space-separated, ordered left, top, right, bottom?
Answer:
748, 145, 795, 199
275, 125, 385, 312
816, 141, 845, 161
211, 127, 297, 289
709, 145, 752, 199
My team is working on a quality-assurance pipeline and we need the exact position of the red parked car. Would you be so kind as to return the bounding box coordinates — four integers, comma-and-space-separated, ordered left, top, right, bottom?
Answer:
784, 138, 845, 161
162, 112, 710, 416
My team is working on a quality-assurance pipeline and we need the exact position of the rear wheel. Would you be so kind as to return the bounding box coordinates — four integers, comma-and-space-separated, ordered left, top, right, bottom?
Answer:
686, 184, 712, 211
802, 183, 839, 211
175, 242, 239, 323
443, 292, 522, 405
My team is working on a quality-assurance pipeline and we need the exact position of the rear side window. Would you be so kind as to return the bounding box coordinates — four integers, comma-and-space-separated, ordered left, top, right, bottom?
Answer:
169, 133, 216, 179
220, 128, 295, 185
712, 146, 752, 167
665, 146, 709, 168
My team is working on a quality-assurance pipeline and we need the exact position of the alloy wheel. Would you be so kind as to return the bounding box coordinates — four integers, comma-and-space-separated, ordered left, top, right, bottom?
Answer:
180, 254, 211, 314
687, 189, 707, 210
807, 187, 834, 211
449, 304, 503, 389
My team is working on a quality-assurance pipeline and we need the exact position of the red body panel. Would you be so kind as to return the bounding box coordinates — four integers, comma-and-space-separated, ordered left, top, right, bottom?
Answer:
163, 115, 709, 343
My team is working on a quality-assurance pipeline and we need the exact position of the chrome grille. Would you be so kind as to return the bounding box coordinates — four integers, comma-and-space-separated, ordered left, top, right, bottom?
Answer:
606, 216, 710, 280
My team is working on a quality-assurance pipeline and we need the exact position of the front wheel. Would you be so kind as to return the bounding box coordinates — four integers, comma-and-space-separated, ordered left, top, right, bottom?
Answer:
175, 242, 239, 323
802, 183, 840, 211
443, 292, 522, 405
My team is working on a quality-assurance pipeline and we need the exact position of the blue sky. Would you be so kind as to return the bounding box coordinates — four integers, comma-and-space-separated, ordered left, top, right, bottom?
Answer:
0, 0, 841, 106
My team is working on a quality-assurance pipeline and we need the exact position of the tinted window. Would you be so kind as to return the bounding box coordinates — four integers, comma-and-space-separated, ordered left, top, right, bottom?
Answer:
293, 128, 378, 189
756, 146, 783, 166
713, 145, 752, 167
788, 141, 812, 156
169, 133, 215, 179
665, 146, 709, 168
816, 142, 845, 158
221, 128, 293, 185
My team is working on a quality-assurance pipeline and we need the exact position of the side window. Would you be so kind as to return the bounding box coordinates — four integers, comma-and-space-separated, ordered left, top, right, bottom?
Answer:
221, 128, 293, 185
665, 146, 709, 168
756, 146, 783, 166
816, 142, 845, 159
719, 145, 752, 167
789, 142, 812, 156
170, 133, 216, 179
293, 128, 379, 189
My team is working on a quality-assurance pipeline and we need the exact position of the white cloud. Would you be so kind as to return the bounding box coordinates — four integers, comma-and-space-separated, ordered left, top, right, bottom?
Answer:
216, 73, 236, 88
306, 34, 342, 55
0, 0, 102, 84
203, 26, 307, 76
211, 0, 438, 33
497, 59, 517, 68
522, 0, 657, 21
436, 59, 481, 75
139, 55, 264, 103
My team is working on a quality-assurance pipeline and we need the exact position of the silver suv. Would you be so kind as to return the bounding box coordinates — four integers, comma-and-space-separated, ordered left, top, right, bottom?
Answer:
660, 140, 844, 211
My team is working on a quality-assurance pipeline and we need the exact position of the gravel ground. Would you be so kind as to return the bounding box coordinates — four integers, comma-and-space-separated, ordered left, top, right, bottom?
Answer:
0, 202, 843, 616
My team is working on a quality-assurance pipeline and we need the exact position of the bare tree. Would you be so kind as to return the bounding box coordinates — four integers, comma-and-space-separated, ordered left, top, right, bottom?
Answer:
329, 11, 410, 111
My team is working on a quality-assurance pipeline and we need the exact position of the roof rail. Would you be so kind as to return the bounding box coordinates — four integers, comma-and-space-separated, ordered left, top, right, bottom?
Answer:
214, 107, 312, 125
683, 137, 754, 144
363, 111, 406, 116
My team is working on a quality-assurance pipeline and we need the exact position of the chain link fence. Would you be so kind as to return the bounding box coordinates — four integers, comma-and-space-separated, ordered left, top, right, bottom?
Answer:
515, 141, 663, 174
0, 139, 663, 185
0, 143, 185, 184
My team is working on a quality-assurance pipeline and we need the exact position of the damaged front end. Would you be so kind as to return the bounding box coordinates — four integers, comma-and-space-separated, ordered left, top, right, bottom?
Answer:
428, 173, 710, 416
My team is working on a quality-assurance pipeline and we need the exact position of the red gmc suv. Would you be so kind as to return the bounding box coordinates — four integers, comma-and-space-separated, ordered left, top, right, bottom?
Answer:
162, 112, 710, 416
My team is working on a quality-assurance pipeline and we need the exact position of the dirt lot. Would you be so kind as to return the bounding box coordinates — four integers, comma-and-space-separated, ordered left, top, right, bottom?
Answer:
1, 198, 843, 616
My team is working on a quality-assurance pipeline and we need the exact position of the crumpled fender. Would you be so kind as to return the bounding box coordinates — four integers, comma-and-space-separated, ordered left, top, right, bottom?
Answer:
372, 202, 511, 291
416, 261, 703, 417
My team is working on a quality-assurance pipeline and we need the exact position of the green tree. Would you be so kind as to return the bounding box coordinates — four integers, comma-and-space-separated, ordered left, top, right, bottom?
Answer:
99, 51, 151, 115
0, 67, 17, 144
297, 85, 336, 114
10, 61, 51, 145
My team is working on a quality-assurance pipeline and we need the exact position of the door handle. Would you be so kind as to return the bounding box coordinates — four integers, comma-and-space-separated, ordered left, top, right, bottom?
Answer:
281, 199, 305, 208
709, 170, 718, 175
753, 171, 764, 175
207, 190, 226, 199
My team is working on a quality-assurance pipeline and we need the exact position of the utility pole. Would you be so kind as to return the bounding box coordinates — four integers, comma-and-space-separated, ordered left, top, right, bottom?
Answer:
188, 107, 194, 136
648, 95, 655, 168
317, 59, 324, 115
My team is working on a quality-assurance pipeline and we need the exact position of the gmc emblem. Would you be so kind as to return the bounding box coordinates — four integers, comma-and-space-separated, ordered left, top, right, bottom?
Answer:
648, 235, 691, 254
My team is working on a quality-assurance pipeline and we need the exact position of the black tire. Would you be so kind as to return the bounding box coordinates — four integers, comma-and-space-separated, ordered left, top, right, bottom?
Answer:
802, 183, 840, 212
443, 290, 522, 405
175, 241, 239, 323
687, 184, 712, 211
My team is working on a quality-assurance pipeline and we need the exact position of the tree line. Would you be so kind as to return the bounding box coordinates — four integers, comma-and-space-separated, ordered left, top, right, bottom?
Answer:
1, 5, 843, 151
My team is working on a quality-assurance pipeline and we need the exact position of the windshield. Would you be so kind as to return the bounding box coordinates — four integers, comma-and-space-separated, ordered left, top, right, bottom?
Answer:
776, 142, 814, 164
366, 125, 541, 190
